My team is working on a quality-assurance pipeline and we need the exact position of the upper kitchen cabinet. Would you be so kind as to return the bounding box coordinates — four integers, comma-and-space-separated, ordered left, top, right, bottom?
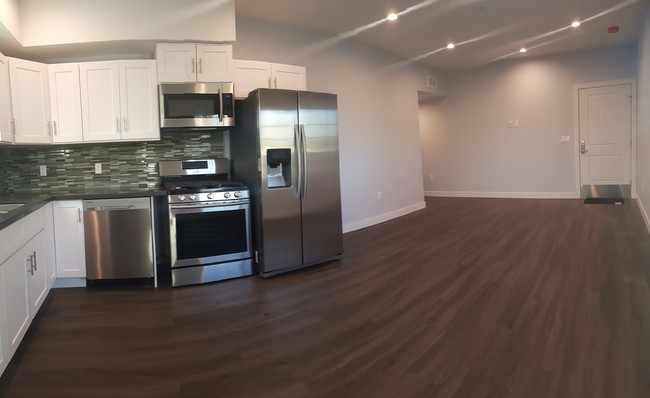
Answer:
0, 53, 13, 144
156, 43, 234, 83
80, 60, 159, 142
8, 58, 52, 144
48, 63, 83, 143
233, 60, 306, 99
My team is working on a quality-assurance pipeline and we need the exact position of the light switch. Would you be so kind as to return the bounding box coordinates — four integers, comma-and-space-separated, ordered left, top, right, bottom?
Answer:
39, 165, 47, 177
95, 163, 102, 174
561, 136, 571, 143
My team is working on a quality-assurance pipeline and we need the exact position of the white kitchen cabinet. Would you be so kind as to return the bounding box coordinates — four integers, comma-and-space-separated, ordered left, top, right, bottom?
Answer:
8, 57, 52, 144
49, 63, 83, 143
233, 59, 306, 99
0, 52, 14, 144
26, 231, 49, 317
119, 60, 159, 141
2, 245, 31, 356
44, 203, 57, 288
0, 273, 9, 376
156, 43, 233, 83
52, 200, 86, 278
80, 60, 158, 142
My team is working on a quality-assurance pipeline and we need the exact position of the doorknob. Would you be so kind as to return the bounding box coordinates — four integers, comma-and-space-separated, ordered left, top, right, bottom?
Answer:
580, 140, 588, 154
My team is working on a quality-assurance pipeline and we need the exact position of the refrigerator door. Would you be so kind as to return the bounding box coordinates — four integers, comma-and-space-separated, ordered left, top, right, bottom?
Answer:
257, 89, 303, 273
298, 91, 343, 264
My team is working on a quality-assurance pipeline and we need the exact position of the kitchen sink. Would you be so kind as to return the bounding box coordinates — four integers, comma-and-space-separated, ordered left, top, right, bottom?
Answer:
0, 203, 25, 214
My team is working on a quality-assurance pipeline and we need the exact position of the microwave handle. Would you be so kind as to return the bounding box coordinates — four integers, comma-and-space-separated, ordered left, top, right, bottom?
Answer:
219, 88, 223, 122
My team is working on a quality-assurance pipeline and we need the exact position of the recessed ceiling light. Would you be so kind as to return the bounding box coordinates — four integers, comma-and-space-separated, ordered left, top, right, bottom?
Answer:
447, 43, 455, 49
571, 21, 581, 28
520, 48, 527, 53
387, 12, 398, 21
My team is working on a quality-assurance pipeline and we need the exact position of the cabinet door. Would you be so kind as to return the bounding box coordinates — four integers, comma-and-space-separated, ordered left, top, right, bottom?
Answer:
233, 60, 272, 99
27, 232, 48, 317
43, 203, 57, 288
0, 53, 13, 143
196, 44, 233, 82
52, 201, 86, 278
79, 61, 122, 142
0, 269, 9, 376
8, 57, 52, 144
119, 60, 160, 141
2, 247, 31, 355
49, 63, 83, 143
271, 63, 307, 91
155, 43, 196, 83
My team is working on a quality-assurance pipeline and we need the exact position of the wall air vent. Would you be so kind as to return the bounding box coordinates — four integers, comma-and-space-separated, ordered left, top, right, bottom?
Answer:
427, 75, 438, 89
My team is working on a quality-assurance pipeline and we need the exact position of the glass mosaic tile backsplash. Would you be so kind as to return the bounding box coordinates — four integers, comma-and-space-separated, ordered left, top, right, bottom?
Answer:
0, 131, 226, 194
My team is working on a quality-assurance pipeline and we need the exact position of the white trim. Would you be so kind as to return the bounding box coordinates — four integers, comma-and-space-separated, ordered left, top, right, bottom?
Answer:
343, 201, 426, 233
573, 79, 637, 198
637, 197, 650, 235
424, 191, 579, 199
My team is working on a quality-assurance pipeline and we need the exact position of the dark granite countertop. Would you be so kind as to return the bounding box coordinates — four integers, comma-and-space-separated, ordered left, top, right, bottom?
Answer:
0, 188, 167, 230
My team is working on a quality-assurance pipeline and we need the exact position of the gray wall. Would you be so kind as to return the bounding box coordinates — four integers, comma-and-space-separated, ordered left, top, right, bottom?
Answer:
637, 9, 650, 225
235, 18, 441, 231
419, 44, 637, 197
0, 131, 225, 193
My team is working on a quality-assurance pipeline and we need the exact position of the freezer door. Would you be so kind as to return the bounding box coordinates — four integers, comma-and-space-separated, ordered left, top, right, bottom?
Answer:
257, 89, 303, 273
299, 91, 343, 264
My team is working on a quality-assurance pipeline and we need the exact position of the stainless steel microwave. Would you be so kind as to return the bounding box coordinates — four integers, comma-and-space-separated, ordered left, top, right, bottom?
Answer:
159, 82, 235, 129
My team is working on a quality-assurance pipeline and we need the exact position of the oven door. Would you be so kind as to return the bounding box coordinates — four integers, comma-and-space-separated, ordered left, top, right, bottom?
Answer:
169, 202, 251, 268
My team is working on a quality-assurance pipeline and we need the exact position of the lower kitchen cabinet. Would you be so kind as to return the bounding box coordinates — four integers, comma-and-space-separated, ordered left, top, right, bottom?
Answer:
52, 200, 86, 278
0, 203, 55, 378
2, 244, 32, 356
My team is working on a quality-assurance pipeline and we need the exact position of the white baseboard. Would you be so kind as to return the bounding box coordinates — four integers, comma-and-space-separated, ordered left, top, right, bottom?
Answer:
343, 201, 426, 233
52, 277, 87, 288
636, 197, 650, 235
424, 190, 580, 199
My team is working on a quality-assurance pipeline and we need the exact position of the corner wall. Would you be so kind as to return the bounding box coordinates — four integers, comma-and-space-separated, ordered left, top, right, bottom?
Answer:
637, 8, 650, 229
420, 45, 637, 198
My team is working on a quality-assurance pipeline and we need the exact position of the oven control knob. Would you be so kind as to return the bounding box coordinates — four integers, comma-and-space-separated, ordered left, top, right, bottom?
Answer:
178, 195, 186, 201
224, 192, 231, 198
189, 194, 196, 200
234, 191, 241, 198
207, 193, 214, 199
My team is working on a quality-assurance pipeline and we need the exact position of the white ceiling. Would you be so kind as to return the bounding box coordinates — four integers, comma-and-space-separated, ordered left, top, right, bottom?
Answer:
235, 0, 649, 70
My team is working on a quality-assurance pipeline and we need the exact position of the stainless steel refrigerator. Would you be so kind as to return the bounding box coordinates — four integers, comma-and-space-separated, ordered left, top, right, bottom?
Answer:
231, 88, 343, 277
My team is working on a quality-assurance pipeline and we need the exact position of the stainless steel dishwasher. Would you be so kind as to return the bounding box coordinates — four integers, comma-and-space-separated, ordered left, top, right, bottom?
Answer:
83, 197, 154, 283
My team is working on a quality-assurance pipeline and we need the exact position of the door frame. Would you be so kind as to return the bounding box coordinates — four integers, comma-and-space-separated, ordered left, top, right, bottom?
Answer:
572, 79, 637, 198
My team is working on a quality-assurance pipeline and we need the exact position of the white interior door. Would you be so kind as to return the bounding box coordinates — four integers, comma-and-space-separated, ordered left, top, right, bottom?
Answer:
579, 84, 632, 186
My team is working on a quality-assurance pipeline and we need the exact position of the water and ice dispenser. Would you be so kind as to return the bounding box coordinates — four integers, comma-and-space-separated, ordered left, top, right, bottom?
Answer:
266, 148, 292, 188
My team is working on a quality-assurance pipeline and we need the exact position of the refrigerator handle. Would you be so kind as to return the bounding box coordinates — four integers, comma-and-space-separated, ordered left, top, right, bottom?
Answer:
294, 124, 303, 198
300, 124, 308, 200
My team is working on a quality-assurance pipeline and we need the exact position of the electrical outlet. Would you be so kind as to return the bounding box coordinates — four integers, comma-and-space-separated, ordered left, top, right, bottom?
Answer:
429, 174, 434, 181
642, 181, 646, 191
514, 120, 520, 128
39, 165, 47, 177
94, 163, 102, 174
377, 192, 382, 200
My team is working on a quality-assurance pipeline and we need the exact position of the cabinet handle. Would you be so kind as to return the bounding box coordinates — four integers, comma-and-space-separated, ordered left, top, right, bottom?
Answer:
10, 118, 15, 134
123, 117, 128, 132
33, 251, 37, 271
27, 255, 34, 276
47, 121, 52, 136
198, 58, 203, 74
268, 77, 272, 88
78, 208, 82, 223
116, 117, 121, 133
192, 58, 195, 74
274, 77, 278, 89
53, 120, 58, 135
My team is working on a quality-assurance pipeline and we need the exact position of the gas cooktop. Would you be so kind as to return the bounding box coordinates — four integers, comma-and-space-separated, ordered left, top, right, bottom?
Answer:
163, 180, 245, 194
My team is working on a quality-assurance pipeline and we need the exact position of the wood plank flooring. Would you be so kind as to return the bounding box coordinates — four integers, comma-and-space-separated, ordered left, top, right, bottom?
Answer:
2, 197, 650, 397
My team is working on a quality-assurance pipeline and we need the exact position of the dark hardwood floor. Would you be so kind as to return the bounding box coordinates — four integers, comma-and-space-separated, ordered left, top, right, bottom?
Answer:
2, 197, 650, 397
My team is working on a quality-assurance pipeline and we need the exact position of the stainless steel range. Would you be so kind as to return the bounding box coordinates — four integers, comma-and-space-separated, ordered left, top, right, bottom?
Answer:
159, 158, 253, 287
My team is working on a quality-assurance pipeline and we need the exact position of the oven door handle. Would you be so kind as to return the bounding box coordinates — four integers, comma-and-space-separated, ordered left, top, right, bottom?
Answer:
170, 202, 249, 212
